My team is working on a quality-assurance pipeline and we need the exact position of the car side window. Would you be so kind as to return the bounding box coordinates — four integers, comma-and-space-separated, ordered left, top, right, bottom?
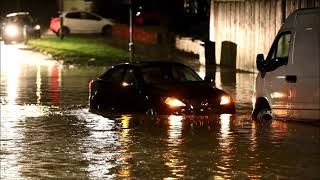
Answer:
123, 68, 138, 84
81, 12, 101, 21
101, 67, 125, 83
123, 68, 138, 86
66, 12, 81, 19
173, 65, 202, 81
141, 67, 172, 84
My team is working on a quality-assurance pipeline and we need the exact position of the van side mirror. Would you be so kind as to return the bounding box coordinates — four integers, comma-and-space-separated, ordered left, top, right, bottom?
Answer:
256, 54, 266, 72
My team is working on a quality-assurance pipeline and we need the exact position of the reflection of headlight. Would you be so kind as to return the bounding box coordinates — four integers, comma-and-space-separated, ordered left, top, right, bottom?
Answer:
34, 25, 40, 30
5, 25, 19, 37
220, 95, 231, 105
164, 97, 186, 108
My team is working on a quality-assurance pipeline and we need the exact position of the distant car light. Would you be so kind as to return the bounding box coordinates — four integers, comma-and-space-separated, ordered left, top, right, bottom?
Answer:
164, 97, 186, 108
122, 81, 130, 87
34, 25, 40, 30
220, 95, 231, 105
5, 25, 19, 37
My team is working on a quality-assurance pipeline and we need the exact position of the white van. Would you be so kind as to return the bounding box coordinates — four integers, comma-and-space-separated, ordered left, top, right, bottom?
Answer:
252, 8, 320, 122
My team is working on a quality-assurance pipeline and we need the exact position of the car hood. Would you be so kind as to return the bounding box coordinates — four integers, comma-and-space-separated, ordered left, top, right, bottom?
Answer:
145, 81, 225, 99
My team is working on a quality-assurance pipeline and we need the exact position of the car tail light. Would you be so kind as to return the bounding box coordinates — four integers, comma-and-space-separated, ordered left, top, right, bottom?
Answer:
88, 80, 93, 89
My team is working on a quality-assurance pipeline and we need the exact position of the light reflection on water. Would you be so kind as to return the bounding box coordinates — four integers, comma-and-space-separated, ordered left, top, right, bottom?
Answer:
1, 45, 320, 179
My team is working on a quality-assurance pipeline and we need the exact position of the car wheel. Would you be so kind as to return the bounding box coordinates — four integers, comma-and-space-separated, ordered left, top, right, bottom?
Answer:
101, 25, 112, 36
89, 95, 100, 111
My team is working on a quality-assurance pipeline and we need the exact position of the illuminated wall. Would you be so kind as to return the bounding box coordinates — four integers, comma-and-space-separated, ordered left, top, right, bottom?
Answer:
210, 0, 320, 72
63, 0, 93, 11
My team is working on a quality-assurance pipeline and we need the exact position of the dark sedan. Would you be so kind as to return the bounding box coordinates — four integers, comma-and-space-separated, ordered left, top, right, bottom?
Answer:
89, 62, 235, 115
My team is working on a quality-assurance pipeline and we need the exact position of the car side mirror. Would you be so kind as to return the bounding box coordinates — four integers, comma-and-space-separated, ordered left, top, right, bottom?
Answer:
204, 75, 216, 86
204, 75, 214, 82
256, 54, 266, 72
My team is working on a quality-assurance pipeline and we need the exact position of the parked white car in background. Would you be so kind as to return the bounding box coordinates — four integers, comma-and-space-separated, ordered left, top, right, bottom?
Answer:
50, 11, 115, 35
252, 8, 320, 122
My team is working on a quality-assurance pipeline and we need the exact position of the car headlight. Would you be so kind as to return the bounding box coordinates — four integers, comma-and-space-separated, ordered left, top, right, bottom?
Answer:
5, 25, 19, 37
164, 97, 186, 108
34, 25, 41, 30
220, 95, 231, 105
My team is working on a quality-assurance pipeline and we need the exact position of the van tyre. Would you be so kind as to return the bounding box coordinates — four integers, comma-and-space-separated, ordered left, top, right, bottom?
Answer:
256, 108, 273, 121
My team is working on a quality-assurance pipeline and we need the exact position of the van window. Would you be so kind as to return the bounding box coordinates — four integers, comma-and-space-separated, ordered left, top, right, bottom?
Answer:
266, 32, 291, 71
274, 33, 291, 59
271, 33, 291, 60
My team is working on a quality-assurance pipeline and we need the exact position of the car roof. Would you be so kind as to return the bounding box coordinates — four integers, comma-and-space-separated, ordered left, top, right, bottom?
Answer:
6, 12, 30, 17
113, 61, 189, 69
62, 11, 103, 17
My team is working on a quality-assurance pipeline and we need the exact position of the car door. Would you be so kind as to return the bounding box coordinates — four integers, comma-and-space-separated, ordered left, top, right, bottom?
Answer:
64, 12, 83, 33
118, 67, 146, 113
287, 12, 320, 120
79, 12, 103, 33
263, 32, 292, 118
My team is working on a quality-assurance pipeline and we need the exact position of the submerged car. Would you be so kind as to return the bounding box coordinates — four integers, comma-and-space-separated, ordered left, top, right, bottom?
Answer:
50, 11, 115, 36
1, 12, 41, 44
89, 62, 235, 115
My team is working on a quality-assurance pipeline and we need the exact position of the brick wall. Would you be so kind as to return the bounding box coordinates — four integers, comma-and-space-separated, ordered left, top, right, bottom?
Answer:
112, 24, 159, 44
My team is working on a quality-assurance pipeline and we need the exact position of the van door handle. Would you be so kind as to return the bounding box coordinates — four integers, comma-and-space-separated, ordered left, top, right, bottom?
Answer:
286, 75, 297, 83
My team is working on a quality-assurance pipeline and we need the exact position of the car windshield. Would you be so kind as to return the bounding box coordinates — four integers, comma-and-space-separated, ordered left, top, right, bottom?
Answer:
141, 65, 202, 84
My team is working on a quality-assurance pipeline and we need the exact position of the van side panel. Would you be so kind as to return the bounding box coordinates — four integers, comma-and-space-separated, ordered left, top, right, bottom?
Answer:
288, 12, 320, 120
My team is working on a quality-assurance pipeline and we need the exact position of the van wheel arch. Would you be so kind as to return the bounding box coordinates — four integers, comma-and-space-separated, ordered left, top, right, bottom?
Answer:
252, 97, 272, 120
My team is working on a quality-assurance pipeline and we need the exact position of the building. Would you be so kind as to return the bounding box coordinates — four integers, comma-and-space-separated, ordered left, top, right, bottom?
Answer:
61, 0, 93, 12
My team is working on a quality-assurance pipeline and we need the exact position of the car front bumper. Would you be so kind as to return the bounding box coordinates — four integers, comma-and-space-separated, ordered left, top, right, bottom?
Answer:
161, 103, 236, 115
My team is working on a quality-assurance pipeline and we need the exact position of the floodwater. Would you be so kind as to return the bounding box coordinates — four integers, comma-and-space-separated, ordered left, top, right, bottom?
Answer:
1, 44, 320, 179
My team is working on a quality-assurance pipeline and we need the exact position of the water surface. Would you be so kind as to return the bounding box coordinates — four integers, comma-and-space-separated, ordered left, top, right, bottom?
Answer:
1, 44, 319, 179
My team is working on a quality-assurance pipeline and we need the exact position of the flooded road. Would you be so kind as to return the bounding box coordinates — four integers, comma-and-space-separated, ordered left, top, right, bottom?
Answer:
1, 44, 320, 179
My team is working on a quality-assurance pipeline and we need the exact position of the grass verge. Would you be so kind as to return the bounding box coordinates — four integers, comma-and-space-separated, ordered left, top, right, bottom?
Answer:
28, 36, 131, 65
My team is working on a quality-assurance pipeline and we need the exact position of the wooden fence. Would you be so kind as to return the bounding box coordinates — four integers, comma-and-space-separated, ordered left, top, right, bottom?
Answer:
210, 0, 320, 72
